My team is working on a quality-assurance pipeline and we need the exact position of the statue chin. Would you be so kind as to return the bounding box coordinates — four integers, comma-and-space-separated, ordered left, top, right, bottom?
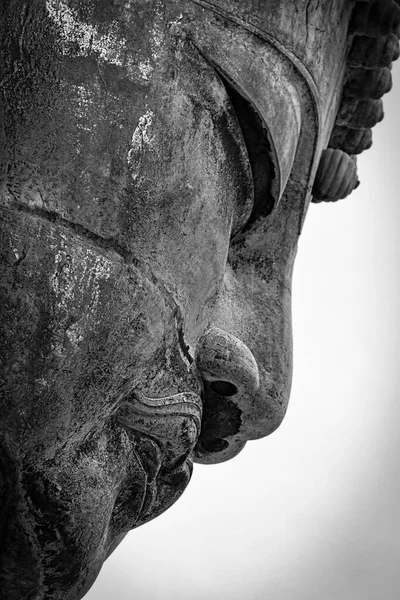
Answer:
0, 389, 201, 600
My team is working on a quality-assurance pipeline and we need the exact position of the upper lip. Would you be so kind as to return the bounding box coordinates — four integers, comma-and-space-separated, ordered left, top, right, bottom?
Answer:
117, 390, 203, 439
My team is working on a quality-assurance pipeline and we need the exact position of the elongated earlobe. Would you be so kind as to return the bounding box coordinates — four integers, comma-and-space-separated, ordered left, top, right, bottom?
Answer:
312, 149, 359, 202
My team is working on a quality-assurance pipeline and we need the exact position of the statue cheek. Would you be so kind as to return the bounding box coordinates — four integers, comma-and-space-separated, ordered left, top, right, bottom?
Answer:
116, 38, 254, 344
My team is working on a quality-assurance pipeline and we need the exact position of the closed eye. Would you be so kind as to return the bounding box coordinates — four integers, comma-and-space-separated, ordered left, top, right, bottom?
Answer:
217, 71, 277, 238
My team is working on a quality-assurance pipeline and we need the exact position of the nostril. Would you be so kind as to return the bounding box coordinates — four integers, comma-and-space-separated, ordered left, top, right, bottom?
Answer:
197, 438, 229, 453
209, 380, 238, 397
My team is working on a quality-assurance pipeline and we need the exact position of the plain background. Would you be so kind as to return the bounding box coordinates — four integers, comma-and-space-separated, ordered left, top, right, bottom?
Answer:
85, 61, 400, 600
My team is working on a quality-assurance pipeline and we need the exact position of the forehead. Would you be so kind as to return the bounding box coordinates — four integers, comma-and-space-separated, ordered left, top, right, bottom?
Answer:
40, 0, 350, 229
45, 0, 350, 77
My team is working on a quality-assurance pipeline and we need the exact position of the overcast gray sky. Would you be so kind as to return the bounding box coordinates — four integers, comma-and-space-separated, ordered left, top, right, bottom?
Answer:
85, 61, 400, 600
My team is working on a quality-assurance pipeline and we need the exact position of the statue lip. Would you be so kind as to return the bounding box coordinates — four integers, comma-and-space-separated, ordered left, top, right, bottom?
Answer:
116, 389, 202, 481
117, 390, 203, 435
109, 390, 202, 536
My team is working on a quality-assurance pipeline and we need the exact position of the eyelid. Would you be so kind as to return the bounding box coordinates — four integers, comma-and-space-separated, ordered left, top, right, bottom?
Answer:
217, 72, 277, 237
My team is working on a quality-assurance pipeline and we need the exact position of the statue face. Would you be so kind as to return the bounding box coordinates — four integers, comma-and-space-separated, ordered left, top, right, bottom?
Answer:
0, 1, 346, 598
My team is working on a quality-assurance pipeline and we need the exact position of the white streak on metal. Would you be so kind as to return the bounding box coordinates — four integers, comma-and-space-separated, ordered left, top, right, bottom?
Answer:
127, 110, 155, 179
138, 59, 153, 81
46, 0, 126, 67
49, 239, 113, 355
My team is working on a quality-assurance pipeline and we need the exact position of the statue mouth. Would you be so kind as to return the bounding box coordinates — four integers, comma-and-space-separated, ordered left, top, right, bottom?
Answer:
116, 389, 203, 481
116, 390, 203, 440
109, 390, 203, 533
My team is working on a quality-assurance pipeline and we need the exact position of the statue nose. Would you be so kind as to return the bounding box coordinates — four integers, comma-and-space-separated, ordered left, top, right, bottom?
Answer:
194, 326, 286, 464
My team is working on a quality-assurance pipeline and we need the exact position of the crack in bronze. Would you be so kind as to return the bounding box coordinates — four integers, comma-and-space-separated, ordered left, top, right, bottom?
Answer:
2, 201, 195, 364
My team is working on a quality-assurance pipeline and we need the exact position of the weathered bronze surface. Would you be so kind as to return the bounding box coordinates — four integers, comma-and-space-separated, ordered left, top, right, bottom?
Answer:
0, 1, 398, 598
